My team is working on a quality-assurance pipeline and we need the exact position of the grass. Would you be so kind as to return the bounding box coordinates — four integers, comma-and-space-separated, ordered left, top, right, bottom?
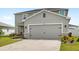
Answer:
60, 42, 79, 51
0, 36, 20, 47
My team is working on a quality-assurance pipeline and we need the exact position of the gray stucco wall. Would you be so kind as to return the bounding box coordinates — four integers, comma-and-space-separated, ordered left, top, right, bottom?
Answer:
15, 13, 34, 34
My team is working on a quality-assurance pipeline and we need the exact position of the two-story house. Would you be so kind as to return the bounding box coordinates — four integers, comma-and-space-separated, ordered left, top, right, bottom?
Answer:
15, 8, 71, 39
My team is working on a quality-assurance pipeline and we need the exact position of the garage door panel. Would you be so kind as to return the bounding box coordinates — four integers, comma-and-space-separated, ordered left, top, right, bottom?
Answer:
29, 25, 43, 39
29, 24, 62, 39
43, 25, 61, 39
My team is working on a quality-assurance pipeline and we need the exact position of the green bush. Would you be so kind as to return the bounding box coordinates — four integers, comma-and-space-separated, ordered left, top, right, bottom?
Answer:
9, 33, 16, 37
0, 29, 4, 36
61, 36, 68, 43
9, 33, 22, 39
61, 35, 79, 43
77, 37, 79, 42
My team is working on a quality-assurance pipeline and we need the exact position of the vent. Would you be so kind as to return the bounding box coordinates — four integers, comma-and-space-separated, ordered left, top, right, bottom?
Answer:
43, 13, 46, 18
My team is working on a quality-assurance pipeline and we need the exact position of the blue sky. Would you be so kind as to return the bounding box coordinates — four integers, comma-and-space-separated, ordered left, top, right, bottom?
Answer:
0, 8, 79, 26
68, 8, 79, 25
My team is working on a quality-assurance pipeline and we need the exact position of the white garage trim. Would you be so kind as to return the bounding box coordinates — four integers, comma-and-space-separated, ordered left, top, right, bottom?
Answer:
27, 23, 63, 34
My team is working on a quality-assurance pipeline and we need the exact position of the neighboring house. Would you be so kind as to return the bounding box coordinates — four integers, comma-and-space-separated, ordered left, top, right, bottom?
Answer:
15, 8, 71, 39
68, 24, 79, 36
0, 22, 15, 35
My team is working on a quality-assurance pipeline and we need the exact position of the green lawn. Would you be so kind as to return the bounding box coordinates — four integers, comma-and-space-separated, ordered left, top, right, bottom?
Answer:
60, 42, 79, 51
0, 36, 20, 47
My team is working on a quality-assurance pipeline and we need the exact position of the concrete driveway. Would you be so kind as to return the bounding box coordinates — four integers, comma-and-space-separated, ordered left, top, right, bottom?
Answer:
0, 39, 61, 51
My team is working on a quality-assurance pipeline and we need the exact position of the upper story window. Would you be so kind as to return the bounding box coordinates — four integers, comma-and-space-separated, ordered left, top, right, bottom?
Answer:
22, 14, 28, 19
59, 10, 65, 16
23, 15, 26, 19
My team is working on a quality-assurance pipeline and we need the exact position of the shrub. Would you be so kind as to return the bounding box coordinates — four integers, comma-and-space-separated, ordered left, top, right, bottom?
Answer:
77, 37, 79, 42
9, 33, 16, 37
61, 36, 79, 43
61, 32, 78, 44
61, 36, 68, 43
68, 32, 72, 37
9, 33, 23, 36
0, 29, 4, 36
12, 36, 21, 39
9, 33, 23, 39
77, 38, 79, 42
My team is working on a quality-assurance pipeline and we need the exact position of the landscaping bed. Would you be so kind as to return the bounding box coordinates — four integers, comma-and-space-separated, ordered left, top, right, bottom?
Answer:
60, 32, 79, 51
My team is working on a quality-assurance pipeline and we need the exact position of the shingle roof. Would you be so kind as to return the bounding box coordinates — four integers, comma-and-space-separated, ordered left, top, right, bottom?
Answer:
15, 8, 68, 14
0, 22, 14, 28
26, 8, 68, 12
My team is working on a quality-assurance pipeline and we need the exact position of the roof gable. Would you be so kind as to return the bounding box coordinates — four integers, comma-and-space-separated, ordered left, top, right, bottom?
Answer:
22, 9, 70, 22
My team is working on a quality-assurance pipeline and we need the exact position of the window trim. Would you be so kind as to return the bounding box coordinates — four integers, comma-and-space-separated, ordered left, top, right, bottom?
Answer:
59, 10, 65, 16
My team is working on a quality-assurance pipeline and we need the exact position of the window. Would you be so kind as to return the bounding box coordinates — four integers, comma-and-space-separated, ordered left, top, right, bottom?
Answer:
23, 14, 28, 19
59, 10, 65, 16
23, 15, 26, 19
43, 13, 46, 18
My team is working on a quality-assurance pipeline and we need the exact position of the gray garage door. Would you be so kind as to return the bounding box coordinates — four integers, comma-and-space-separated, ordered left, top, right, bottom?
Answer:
29, 24, 62, 39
